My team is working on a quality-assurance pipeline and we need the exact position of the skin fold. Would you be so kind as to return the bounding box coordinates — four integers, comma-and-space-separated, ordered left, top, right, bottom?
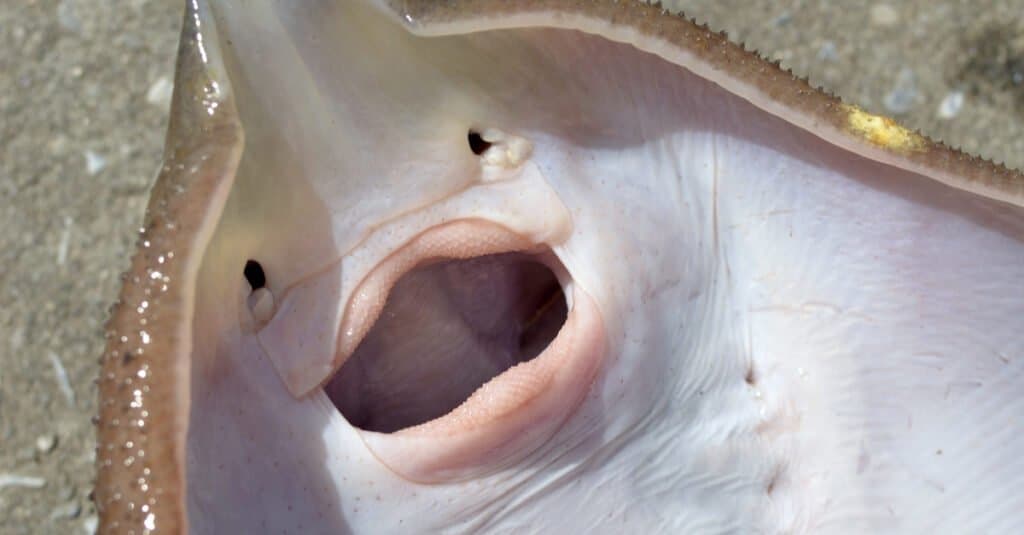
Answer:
96, 1, 1024, 533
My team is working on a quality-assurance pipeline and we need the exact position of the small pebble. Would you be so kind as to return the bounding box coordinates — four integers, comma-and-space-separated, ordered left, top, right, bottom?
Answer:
817, 40, 838, 62
48, 135, 69, 156
870, 4, 900, 27
36, 434, 58, 454
9, 325, 25, 351
82, 515, 98, 534
58, 484, 76, 501
51, 500, 82, 520
57, 0, 82, 33
119, 143, 138, 157
937, 90, 964, 119
883, 67, 918, 114
146, 76, 174, 109
48, 351, 76, 406
84, 150, 106, 176
0, 473, 46, 489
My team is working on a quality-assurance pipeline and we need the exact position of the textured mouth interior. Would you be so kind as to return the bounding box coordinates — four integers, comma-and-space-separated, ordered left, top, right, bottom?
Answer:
326, 252, 567, 433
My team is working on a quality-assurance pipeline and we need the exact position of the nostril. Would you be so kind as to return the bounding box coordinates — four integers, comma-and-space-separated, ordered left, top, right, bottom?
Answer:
467, 130, 492, 155
244, 260, 266, 291
467, 128, 532, 173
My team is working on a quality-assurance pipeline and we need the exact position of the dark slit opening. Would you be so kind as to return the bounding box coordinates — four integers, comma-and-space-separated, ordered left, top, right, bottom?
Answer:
326, 252, 568, 433
467, 130, 492, 155
243, 260, 266, 291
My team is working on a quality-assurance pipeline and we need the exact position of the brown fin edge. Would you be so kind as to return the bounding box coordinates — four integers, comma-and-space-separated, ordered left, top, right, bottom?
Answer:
94, 1, 242, 533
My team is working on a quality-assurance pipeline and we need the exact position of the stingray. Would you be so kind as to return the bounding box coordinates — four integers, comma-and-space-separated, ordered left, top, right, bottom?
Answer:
94, 1, 1024, 533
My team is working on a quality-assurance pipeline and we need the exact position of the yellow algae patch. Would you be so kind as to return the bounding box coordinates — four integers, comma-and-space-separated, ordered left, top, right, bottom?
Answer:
842, 104, 926, 153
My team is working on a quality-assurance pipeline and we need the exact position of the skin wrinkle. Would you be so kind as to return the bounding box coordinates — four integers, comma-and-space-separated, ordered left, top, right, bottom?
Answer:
272, 176, 490, 305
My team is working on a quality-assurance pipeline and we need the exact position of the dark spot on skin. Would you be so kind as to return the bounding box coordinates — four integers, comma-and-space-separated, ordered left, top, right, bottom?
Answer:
745, 366, 756, 385
467, 130, 492, 155
121, 351, 135, 365
766, 469, 781, 495
244, 260, 266, 291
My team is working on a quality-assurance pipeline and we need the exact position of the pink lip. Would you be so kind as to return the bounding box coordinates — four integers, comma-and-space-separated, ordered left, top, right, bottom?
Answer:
331, 219, 607, 482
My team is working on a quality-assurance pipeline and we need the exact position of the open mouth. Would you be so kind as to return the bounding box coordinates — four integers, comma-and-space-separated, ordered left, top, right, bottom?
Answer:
326, 250, 568, 433
312, 219, 605, 481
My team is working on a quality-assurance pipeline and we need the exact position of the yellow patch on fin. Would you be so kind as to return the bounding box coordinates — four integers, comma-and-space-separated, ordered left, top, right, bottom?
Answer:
842, 104, 926, 153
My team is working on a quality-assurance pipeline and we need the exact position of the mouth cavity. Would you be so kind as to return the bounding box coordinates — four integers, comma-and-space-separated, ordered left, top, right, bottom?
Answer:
325, 250, 568, 433
314, 219, 604, 482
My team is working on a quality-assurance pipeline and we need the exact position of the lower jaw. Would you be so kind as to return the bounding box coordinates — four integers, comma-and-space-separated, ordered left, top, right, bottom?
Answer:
361, 285, 606, 483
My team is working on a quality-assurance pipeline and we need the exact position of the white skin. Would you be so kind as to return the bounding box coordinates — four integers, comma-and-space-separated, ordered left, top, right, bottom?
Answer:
181, 1, 1024, 533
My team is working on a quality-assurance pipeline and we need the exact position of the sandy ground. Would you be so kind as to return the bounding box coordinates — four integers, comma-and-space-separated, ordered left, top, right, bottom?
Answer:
0, 1, 1021, 532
